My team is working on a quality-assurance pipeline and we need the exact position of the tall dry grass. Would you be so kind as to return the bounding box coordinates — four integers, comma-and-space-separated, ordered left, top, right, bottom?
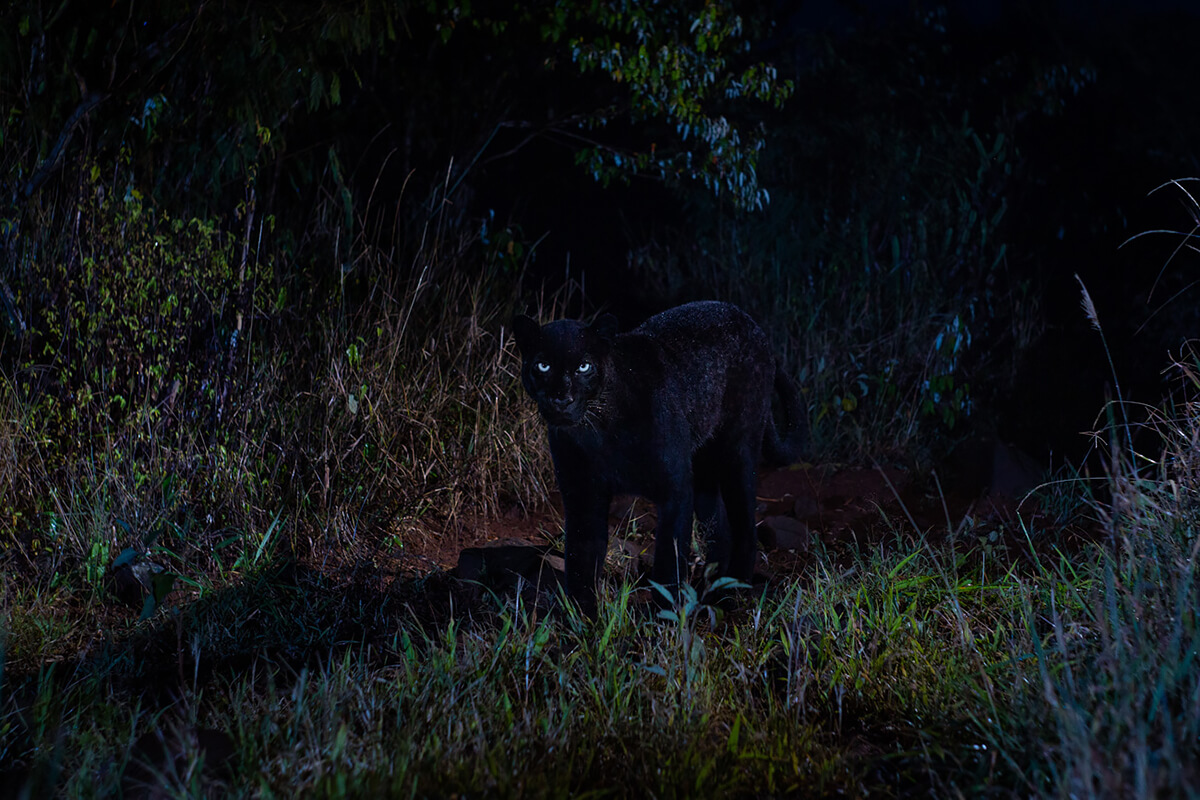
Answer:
0, 160, 559, 609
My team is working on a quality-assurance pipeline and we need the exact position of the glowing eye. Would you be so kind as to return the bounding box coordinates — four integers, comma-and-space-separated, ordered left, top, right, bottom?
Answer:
576, 360, 592, 374
534, 361, 551, 373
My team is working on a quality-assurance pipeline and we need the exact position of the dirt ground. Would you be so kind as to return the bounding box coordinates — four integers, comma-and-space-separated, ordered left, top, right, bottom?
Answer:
413, 436, 1068, 605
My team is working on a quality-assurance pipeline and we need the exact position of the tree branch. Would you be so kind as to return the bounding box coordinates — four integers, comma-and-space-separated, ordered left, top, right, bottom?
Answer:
23, 92, 107, 198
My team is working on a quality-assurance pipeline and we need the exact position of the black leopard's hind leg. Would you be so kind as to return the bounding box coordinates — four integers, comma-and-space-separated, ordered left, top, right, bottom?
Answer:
693, 443, 731, 574
720, 442, 761, 584
652, 470, 695, 606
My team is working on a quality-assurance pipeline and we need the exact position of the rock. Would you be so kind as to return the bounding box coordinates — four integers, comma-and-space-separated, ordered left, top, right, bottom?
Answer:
942, 436, 995, 496
454, 543, 557, 592
943, 436, 1044, 498
758, 516, 810, 552
107, 549, 171, 611
759, 493, 795, 517
991, 440, 1044, 498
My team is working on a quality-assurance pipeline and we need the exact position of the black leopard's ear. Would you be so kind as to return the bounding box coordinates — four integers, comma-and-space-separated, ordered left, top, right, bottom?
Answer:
512, 315, 541, 356
590, 313, 618, 343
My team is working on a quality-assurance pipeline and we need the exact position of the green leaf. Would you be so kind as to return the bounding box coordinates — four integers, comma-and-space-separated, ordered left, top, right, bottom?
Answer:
111, 547, 140, 569
329, 72, 342, 106
151, 571, 176, 604
139, 593, 157, 621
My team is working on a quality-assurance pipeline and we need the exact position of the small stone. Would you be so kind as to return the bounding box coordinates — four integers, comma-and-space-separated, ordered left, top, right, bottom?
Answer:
758, 516, 810, 552
454, 544, 548, 591
107, 553, 168, 610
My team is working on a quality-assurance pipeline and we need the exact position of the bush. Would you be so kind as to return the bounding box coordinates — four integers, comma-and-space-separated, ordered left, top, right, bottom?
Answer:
0, 150, 553, 591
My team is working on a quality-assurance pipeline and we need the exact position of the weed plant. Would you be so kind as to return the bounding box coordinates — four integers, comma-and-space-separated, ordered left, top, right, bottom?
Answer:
994, 343, 1200, 797
653, 124, 1026, 461
0, 152, 553, 663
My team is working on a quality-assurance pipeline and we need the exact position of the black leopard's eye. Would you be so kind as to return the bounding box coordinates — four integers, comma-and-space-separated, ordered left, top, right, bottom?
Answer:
576, 360, 592, 374
534, 361, 551, 373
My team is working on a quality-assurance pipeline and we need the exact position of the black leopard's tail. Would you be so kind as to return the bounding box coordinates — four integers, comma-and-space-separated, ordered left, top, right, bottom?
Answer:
763, 363, 809, 467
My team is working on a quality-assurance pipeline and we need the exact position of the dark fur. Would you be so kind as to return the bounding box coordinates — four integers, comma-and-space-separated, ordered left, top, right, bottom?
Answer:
513, 301, 807, 615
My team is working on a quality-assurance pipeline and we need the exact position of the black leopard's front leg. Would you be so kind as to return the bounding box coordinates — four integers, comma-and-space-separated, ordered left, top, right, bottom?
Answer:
560, 481, 612, 618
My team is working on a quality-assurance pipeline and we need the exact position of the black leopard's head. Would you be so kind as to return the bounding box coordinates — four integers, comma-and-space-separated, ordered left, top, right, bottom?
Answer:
512, 313, 618, 427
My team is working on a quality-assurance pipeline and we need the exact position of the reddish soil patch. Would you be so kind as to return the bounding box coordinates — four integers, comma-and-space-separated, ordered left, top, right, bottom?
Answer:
401, 437, 1075, 599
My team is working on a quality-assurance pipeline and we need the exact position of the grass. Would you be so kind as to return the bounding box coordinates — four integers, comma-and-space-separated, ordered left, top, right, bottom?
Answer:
2, 540, 1030, 797
3, 402, 1199, 796
1008, 384, 1200, 795
0, 163, 555, 597
3, 156, 1199, 796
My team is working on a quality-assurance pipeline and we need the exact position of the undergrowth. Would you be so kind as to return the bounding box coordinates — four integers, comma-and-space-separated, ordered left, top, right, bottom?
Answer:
1, 154, 554, 615
8, 318, 1199, 796
632, 11, 1060, 461
1, 537, 1032, 797
5, 345, 1200, 797
3, 155, 1199, 797
1, 4, 1194, 795
9, 428, 1197, 800
998, 342, 1200, 796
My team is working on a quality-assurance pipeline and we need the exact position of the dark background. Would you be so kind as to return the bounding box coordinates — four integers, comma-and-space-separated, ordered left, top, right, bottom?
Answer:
470, 0, 1200, 465
4, 0, 1200, 468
